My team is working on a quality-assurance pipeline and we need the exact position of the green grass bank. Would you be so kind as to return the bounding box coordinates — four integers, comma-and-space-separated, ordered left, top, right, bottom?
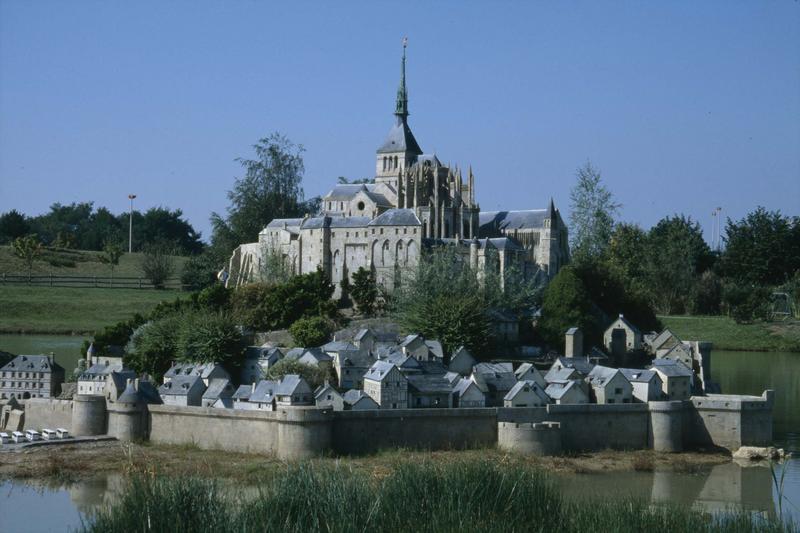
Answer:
660, 315, 800, 352
0, 245, 187, 278
0, 285, 183, 334
83, 459, 793, 533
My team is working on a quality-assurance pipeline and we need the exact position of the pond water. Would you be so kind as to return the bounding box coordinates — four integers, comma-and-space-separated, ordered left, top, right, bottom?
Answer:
0, 334, 86, 375
0, 335, 798, 531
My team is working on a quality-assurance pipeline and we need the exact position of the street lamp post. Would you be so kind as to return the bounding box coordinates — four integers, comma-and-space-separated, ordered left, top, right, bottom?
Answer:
128, 194, 137, 253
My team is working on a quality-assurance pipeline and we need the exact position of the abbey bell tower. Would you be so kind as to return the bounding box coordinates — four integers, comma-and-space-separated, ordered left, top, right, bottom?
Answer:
375, 38, 422, 186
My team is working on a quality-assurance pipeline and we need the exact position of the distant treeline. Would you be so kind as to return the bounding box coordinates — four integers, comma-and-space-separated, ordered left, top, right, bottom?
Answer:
0, 203, 203, 255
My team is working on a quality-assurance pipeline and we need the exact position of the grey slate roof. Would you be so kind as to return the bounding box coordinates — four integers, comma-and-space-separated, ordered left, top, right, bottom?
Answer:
479, 210, 549, 232
324, 184, 373, 201
376, 119, 423, 155
452, 377, 478, 397
650, 329, 680, 351
315, 383, 341, 402
233, 384, 254, 401
354, 328, 373, 341
274, 374, 310, 396
444, 371, 461, 384
323, 341, 358, 353
619, 368, 658, 383
80, 362, 131, 380
299, 348, 332, 363
202, 378, 235, 400
473, 362, 514, 375
2, 354, 64, 374
284, 347, 306, 360
515, 363, 535, 380
117, 381, 162, 405
544, 367, 579, 383
425, 340, 444, 360
364, 360, 398, 382
407, 374, 453, 395
250, 380, 278, 403
300, 217, 329, 230
399, 334, 423, 347
545, 380, 582, 401
587, 366, 623, 388
650, 359, 694, 377
164, 362, 226, 380
385, 351, 422, 370
504, 380, 549, 403
472, 371, 517, 394
609, 315, 641, 334
552, 357, 595, 376
367, 209, 421, 227
265, 218, 304, 229
342, 389, 374, 405
419, 361, 448, 375
329, 216, 371, 228
159, 375, 203, 396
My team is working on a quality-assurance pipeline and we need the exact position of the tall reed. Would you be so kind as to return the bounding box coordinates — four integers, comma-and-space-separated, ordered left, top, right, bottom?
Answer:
83, 459, 796, 533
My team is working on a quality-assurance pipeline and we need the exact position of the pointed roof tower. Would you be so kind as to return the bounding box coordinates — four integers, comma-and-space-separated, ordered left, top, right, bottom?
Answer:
395, 36, 409, 118
377, 38, 422, 156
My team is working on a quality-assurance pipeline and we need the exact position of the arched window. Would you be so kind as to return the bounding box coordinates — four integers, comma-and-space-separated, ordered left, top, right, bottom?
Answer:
382, 240, 390, 266
383, 156, 387, 171
396, 240, 405, 265
394, 156, 398, 169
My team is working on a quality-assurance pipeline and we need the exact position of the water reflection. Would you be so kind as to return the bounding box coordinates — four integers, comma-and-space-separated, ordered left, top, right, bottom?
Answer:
2, 459, 795, 531
556, 460, 799, 522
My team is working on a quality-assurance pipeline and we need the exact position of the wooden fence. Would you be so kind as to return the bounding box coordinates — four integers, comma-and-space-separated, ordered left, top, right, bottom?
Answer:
0, 273, 186, 290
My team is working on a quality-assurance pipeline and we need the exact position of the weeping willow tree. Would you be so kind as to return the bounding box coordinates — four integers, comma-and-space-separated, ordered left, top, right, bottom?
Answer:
391, 245, 543, 361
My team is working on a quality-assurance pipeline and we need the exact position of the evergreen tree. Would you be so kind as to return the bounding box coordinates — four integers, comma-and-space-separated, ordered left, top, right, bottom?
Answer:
569, 161, 620, 262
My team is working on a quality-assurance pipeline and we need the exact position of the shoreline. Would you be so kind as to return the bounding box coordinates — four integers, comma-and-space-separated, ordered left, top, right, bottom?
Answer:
0, 441, 733, 484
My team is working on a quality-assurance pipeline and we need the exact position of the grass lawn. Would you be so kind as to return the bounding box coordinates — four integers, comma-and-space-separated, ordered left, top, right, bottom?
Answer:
0, 285, 184, 334
0, 245, 187, 279
660, 315, 800, 352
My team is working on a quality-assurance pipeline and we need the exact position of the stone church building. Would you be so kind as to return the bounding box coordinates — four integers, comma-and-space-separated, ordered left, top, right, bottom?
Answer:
228, 45, 569, 294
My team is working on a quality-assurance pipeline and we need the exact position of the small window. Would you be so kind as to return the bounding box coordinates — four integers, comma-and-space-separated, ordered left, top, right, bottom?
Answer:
614, 388, 623, 395
357, 201, 365, 211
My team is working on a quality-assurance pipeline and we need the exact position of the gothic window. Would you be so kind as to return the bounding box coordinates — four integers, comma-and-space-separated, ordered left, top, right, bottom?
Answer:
396, 240, 405, 265
383, 157, 387, 171
382, 240, 390, 266
394, 156, 398, 169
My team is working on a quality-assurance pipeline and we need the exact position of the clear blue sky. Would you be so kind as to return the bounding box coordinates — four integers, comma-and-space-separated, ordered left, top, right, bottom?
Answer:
1, 1, 798, 244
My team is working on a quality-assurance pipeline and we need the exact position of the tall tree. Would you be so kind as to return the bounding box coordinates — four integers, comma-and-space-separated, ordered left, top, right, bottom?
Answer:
0, 210, 30, 244
569, 161, 620, 262
211, 133, 320, 255
644, 215, 712, 314
721, 207, 800, 286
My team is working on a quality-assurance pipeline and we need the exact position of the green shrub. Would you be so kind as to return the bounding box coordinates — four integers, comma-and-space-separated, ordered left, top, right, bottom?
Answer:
289, 316, 333, 347
176, 311, 243, 365
351, 266, 378, 315
231, 270, 336, 331
722, 283, 772, 324
266, 358, 328, 389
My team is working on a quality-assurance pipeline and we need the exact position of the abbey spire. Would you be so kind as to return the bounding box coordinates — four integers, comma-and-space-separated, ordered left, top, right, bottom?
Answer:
376, 37, 422, 183
395, 37, 409, 119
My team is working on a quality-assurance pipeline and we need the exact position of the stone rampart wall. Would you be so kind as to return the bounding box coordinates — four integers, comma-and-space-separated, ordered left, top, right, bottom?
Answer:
19, 391, 774, 456
330, 408, 497, 455
147, 404, 332, 459
21, 398, 73, 432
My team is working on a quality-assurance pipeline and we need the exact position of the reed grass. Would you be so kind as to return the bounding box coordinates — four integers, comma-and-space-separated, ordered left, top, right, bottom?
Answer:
83, 459, 795, 533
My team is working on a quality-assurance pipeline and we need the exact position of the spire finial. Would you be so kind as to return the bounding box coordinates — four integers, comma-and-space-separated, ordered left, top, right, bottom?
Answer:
395, 37, 409, 119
